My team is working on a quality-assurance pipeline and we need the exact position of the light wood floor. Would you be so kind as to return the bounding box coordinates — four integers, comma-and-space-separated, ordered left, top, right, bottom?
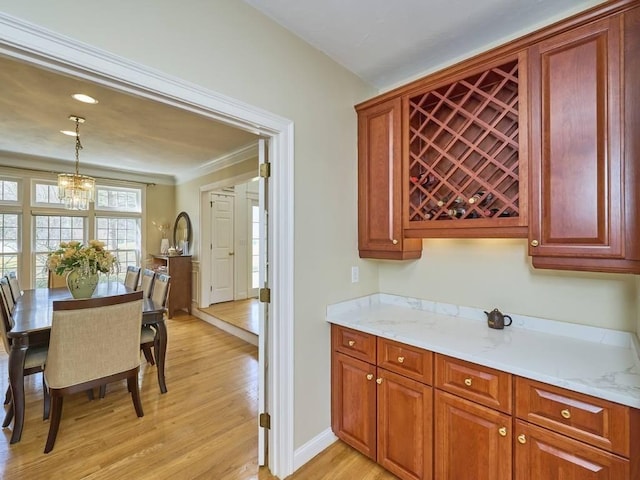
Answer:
200, 298, 259, 336
0, 313, 394, 480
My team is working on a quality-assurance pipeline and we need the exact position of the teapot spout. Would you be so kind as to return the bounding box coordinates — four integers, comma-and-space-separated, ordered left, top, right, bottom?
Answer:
483, 311, 489, 316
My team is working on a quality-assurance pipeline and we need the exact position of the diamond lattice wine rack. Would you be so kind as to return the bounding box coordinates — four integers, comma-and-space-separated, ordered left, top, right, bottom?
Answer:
405, 56, 527, 237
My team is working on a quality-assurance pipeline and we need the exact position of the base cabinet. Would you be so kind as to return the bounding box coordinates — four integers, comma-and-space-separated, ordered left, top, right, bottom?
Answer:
514, 421, 629, 480
435, 390, 512, 480
331, 323, 640, 480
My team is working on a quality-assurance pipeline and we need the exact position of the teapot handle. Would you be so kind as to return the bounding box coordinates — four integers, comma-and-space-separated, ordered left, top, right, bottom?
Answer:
503, 315, 513, 326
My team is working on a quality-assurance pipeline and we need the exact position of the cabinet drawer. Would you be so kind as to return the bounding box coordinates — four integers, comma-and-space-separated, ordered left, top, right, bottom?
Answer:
377, 337, 433, 384
331, 324, 376, 363
435, 355, 512, 414
515, 377, 631, 457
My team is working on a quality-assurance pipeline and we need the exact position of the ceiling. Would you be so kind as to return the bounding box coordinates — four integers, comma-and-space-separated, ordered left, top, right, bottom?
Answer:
0, 0, 601, 184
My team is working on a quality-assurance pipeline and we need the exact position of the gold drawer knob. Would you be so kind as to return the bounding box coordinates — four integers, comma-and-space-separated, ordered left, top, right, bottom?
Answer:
517, 434, 527, 444
376, 378, 383, 384
392, 239, 398, 245
530, 239, 539, 247
366, 374, 373, 381
397, 356, 405, 364
498, 427, 507, 437
348, 340, 355, 347
464, 378, 473, 387
561, 409, 571, 419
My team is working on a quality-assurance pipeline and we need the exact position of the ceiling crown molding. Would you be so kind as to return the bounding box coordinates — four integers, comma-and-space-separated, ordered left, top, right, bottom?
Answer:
175, 142, 259, 184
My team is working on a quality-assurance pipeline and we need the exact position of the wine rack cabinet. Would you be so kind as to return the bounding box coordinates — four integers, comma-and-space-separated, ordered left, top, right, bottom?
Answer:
404, 53, 528, 238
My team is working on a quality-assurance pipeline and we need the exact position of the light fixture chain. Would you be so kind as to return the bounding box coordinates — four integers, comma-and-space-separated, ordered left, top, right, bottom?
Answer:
75, 117, 83, 176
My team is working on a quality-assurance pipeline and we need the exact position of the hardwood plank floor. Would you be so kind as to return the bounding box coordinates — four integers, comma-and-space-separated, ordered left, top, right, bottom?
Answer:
0, 313, 394, 480
200, 299, 259, 336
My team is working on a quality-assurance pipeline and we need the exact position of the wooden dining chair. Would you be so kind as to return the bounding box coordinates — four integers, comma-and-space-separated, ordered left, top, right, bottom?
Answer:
43, 291, 144, 453
123, 266, 141, 290
7, 272, 22, 303
48, 269, 67, 288
0, 285, 48, 429
137, 268, 156, 299
140, 274, 170, 369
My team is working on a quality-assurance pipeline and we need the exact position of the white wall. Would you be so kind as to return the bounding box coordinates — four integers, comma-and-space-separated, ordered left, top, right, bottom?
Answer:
0, 0, 377, 452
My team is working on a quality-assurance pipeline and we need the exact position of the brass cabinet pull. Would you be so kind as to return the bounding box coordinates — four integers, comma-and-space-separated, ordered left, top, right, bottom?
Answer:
517, 434, 527, 444
392, 239, 398, 245
498, 427, 507, 437
348, 340, 355, 347
376, 378, 383, 384
464, 378, 473, 387
397, 356, 405, 364
530, 239, 539, 247
561, 409, 571, 419
366, 374, 373, 381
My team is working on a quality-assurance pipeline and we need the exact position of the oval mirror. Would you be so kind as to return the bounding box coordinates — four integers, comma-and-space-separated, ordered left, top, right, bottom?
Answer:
173, 211, 192, 255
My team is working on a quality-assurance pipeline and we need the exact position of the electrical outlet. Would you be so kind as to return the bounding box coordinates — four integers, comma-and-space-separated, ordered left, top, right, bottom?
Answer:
351, 266, 359, 283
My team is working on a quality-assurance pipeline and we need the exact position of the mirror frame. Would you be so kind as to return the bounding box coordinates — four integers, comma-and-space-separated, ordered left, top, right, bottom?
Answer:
173, 211, 192, 255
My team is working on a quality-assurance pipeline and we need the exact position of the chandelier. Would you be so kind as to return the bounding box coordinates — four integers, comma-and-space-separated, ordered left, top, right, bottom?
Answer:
57, 115, 95, 210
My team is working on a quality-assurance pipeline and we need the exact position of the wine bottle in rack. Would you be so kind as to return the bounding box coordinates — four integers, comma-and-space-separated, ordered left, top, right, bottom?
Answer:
437, 195, 463, 207
468, 191, 494, 205
425, 208, 438, 220
447, 207, 466, 218
410, 172, 436, 188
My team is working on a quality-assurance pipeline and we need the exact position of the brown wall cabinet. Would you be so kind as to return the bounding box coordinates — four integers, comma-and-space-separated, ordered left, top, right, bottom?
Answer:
528, 7, 640, 273
330, 324, 640, 480
403, 52, 528, 239
355, 0, 640, 273
357, 98, 422, 259
149, 254, 192, 318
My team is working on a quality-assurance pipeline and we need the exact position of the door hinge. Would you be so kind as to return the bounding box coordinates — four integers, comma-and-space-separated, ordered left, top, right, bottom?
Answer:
259, 287, 271, 303
259, 412, 271, 429
259, 162, 271, 178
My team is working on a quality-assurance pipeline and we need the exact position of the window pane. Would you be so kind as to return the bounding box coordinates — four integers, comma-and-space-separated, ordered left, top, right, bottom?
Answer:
0, 180, 18, 202
95, 186, 142, 213
34, 183, 64, 205
33, 215, 86, 286
95, 216, 141, 282
0, 213, 20, 278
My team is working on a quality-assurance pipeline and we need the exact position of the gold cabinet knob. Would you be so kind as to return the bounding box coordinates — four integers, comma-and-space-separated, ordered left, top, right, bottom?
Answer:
498, 427, 507, 437
464, 378, 473, 387
561, 409, 571, 419
366, 373, 373, 381
397, 356, 405, 364
517, 434, 527, 444
392, 239, 399, 245
530, 239, 539, 247
348, 340, 355, 347
376, 378, 383, 384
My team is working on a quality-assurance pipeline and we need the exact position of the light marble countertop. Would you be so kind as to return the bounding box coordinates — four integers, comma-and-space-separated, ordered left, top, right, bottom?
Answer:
326, 294, 640, 409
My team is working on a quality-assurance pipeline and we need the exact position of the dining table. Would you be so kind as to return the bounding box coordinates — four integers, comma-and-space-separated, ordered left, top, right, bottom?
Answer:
7, 281, 167, 444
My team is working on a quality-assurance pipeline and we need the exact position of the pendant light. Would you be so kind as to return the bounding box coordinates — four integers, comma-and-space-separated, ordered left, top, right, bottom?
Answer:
57, 115, 95, 210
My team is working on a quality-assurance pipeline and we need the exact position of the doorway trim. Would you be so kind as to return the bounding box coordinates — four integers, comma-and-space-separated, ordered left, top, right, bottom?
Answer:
0, 13, 295, 478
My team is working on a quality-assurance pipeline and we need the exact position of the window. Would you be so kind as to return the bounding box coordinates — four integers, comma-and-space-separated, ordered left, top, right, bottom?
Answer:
96, 185, 142, 213
0, 213, 20, 278
33, 182, 64, 206
95, 216, 140, 282
33, 215, 85, 287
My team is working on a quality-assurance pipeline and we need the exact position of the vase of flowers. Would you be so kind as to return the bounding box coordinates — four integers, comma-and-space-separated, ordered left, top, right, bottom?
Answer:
46, 240, 118, 299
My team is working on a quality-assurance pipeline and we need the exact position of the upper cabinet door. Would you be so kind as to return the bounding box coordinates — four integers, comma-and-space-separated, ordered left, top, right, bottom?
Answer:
357, 98, 422, 259
528, 17, 623, 264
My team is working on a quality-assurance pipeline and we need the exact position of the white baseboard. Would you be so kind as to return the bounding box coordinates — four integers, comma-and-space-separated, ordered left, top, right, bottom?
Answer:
293, 428, 338, 472
193, 309, 258, 347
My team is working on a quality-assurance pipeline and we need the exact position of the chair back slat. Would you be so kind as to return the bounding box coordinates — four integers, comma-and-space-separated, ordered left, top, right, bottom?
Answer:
7, 271, 21, 302
138, 269, 156, 298
150, 274, 170, 309
0, 288, 12, 353
46, 291, 144, 389
124, 266, 141, 290
48, 270, 67, 288
0, 277, 14, 315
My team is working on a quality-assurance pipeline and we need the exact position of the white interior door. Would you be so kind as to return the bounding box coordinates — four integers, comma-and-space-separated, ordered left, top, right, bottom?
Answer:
210, 193, 235, 304
257, 138, 269, 466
